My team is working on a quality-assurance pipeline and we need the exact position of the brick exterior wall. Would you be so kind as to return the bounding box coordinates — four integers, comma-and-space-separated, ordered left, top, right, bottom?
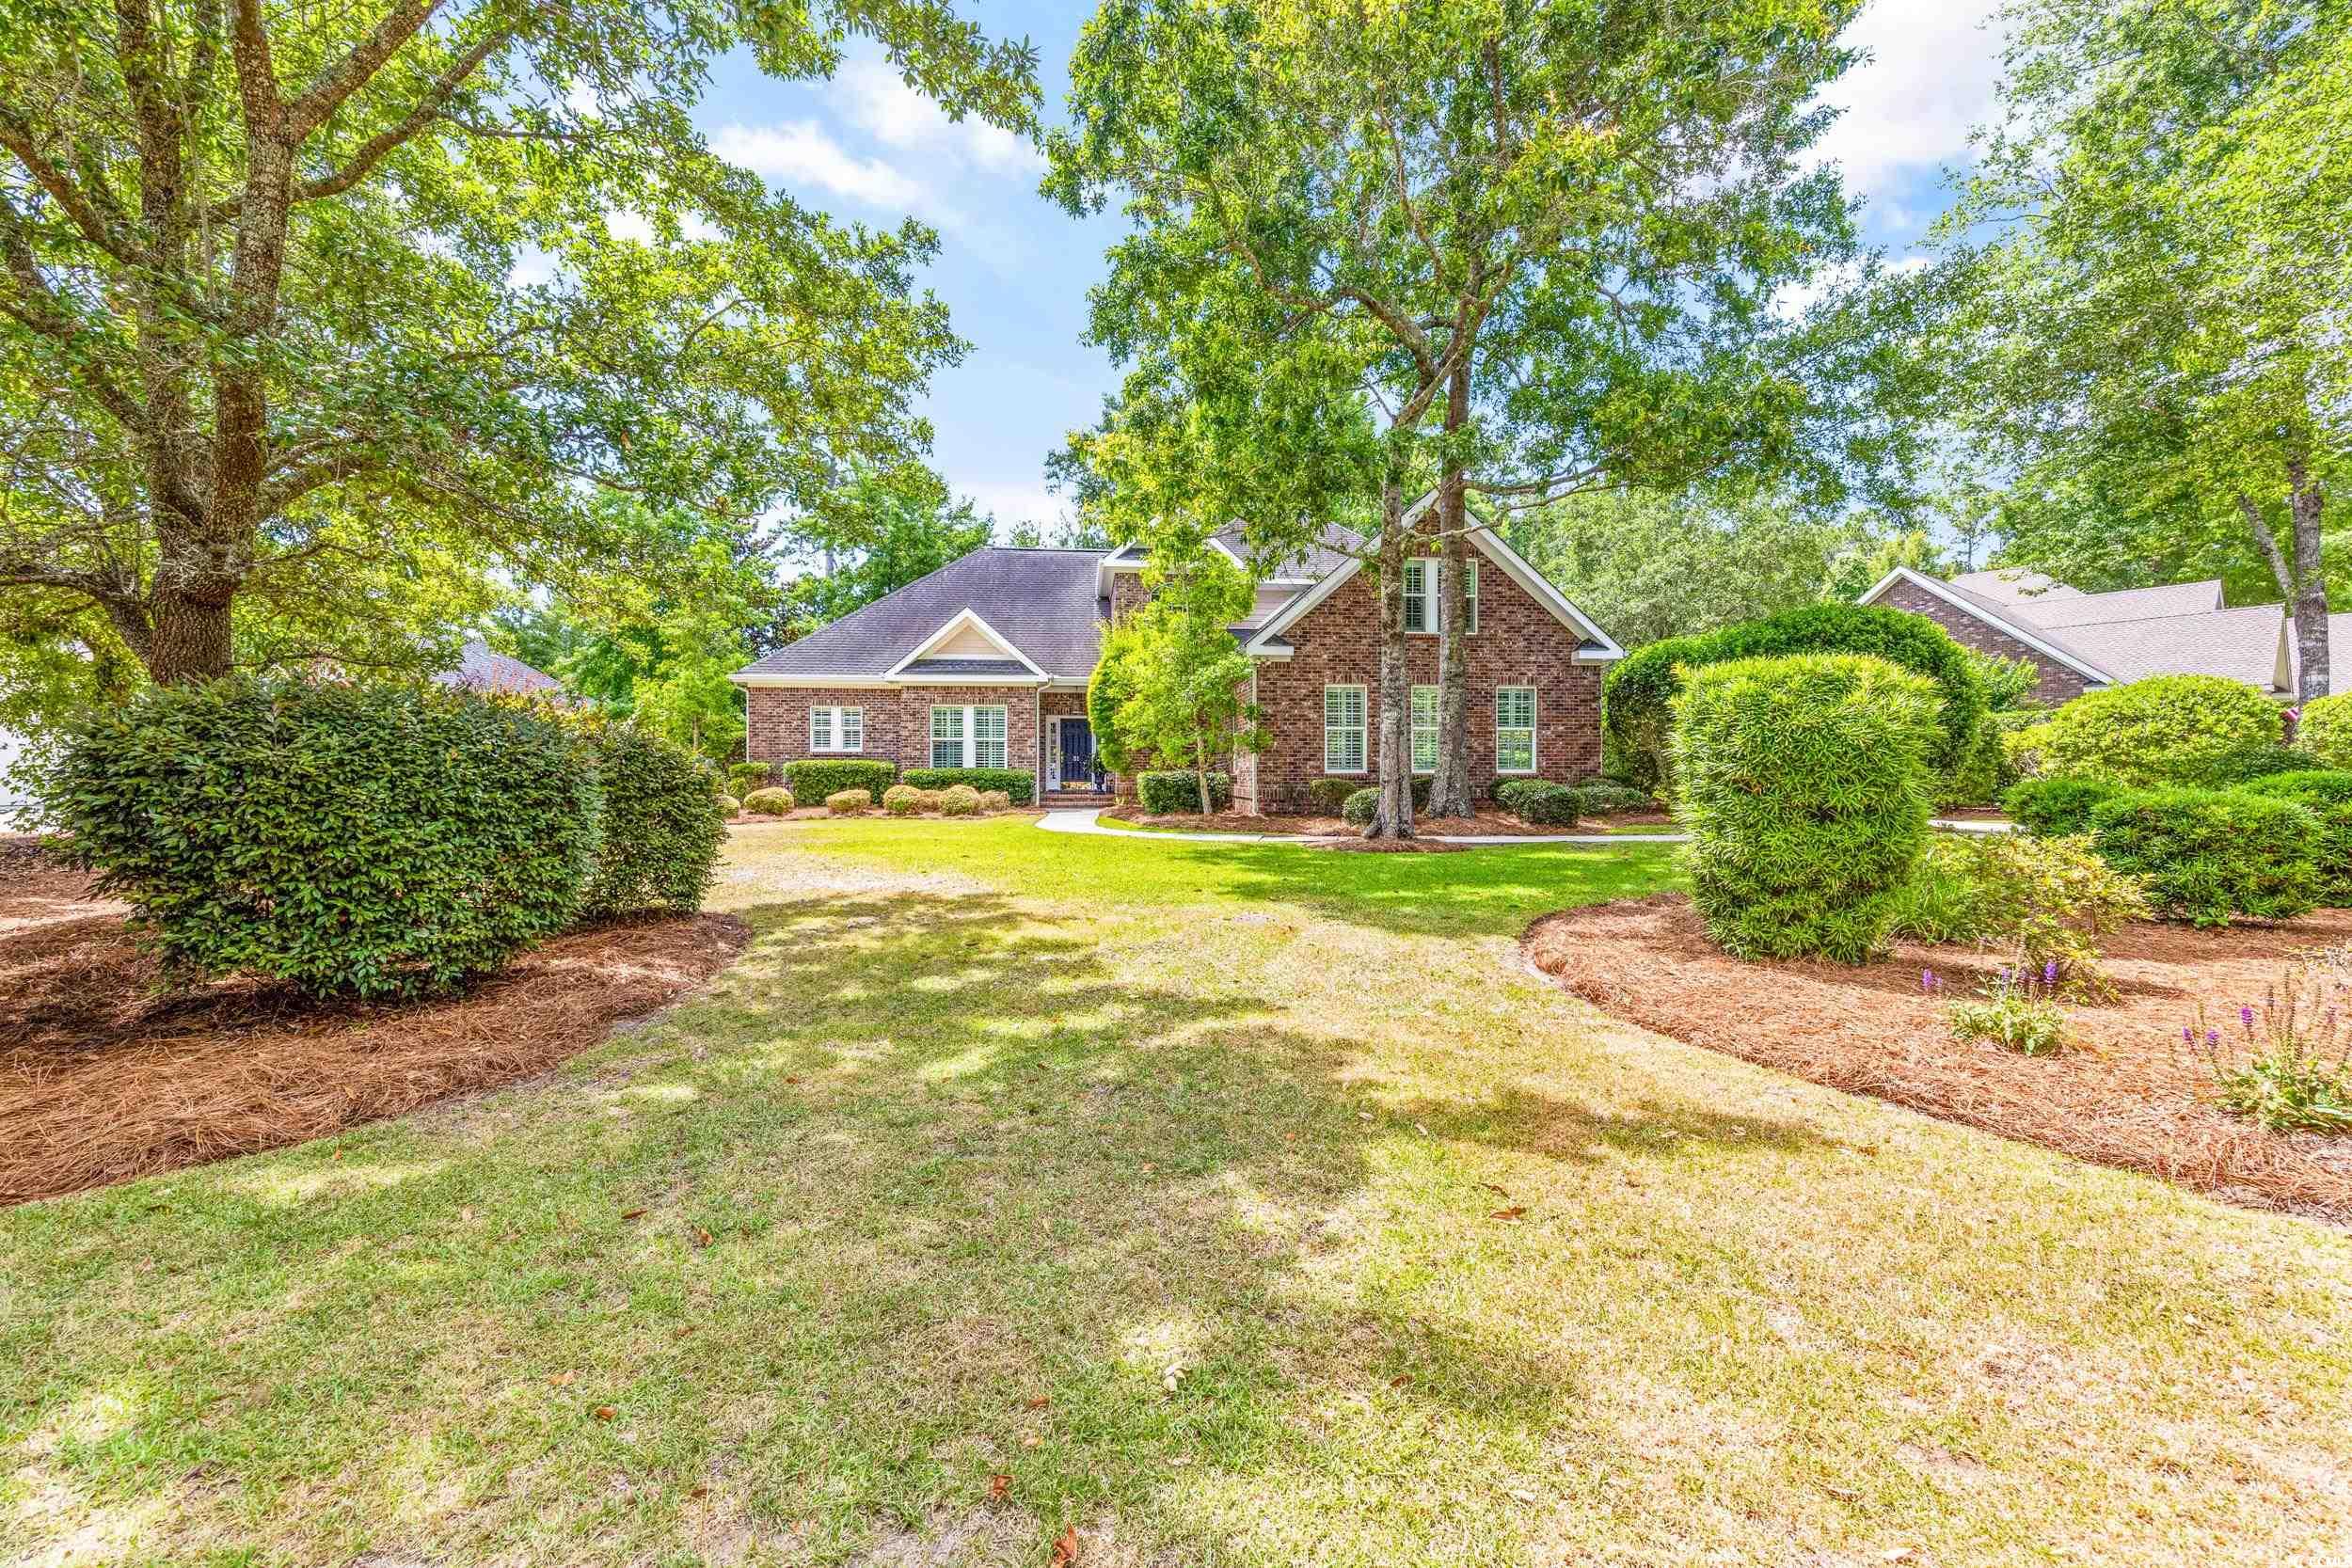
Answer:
746, 685, 1042, 787
1249, 562, 1603, 812
1876, 578, 2092, 706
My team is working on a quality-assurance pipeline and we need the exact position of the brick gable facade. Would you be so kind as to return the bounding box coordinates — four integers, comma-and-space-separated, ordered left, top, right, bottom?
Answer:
1874, 578, 2092, 706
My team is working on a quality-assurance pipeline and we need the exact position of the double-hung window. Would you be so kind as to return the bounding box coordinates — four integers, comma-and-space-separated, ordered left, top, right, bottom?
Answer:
930, 705, 1008, 769
808, 705, 864, 753
1324, 685, 1368, 773
1495, 686, 1536, 774
1403, 558, 1477, 635
1410, 685, 1439, 773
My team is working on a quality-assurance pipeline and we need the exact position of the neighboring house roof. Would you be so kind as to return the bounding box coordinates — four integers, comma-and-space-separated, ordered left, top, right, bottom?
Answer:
436, 638, 563, 694
2003, 579, 2226, 626
2059, 605, 2289, 688
1945, 568, 2080, 607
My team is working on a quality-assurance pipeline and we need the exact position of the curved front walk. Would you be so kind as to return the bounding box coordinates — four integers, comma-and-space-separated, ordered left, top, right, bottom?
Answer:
1038, 808, 2012, 847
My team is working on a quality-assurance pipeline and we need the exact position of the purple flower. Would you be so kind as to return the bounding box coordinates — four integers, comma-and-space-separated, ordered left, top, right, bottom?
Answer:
2044, 958, 2060, 987
2241, 1005, 2256, 1032
2183, 1026, 2194, 1042
1921, 969, 1934, 993
2206, 1028, 2221, 1047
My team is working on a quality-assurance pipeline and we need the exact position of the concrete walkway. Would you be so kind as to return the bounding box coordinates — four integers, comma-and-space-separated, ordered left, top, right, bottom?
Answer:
1038, 807, 2013, 848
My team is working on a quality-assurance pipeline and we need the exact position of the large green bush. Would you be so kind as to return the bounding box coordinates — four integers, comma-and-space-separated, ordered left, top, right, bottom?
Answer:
2296, 692, 2352, 768
901, 767, 1035, 804
1672, 654, 1942, 962
2002, 776, 2123, 837
38, 678, 599, 998
1574, 780, 1654, 816
1605, 603, 1984, 793
781, 757, 896, 804
577, 724, 724, 918
2241, 770, 2352, 903
2030, 675, 2283, 788
1501, 781, 1580, 826
2088, 787, 2320, 927
1136, 769, 1232, 814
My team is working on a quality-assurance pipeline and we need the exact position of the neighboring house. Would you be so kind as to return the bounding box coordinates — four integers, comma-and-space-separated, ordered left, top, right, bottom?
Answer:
729, 501, 1627, 812
434, 638, 564, 696
1859, 566, 2326, 704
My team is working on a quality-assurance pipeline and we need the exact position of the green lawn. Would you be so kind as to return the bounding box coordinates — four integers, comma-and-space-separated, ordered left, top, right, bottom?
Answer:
6, 817, 2349, 1566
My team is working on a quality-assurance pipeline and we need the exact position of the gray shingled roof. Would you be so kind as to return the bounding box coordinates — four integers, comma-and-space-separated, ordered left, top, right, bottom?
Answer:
2061, 606, 2287, 688
1930, 577, 2117, 679
736, 547, 1107, 681
2010, 579, 2226, 626
436, 638, 562, 694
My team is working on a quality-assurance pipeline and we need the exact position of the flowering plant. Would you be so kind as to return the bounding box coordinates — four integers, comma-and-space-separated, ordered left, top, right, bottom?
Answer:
1945, 964, 2070, 1056
2183, 974, 2352, 1133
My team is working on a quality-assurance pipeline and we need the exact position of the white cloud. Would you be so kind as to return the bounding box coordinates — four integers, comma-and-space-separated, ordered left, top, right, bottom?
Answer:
1773, 254, 1931, 320
962, 480, 1066, 532
1811, 0, 2010, 200
710, 120, 931, 212
834, 59, 1044, 178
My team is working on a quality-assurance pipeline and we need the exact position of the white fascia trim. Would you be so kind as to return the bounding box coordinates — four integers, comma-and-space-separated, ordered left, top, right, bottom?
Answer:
731, 673, 891, 689
1858, 567, 2116, 685
889, 674, 1050, 687
883, 608, 1049, 680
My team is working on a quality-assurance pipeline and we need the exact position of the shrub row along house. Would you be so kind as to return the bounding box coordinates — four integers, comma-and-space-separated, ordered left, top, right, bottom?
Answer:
1859, 566, 2344, 704
731, 503, 1626, 813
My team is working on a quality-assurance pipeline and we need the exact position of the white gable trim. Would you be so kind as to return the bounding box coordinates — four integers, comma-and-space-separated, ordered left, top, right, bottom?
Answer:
1244, 493, 1625, 661
884, 609, 1048, 681
1857, 567, 2116, 686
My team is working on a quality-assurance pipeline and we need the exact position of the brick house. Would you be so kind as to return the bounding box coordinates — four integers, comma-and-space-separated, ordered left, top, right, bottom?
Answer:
1858, 565, 2307, 703
730, 501, 1626, 812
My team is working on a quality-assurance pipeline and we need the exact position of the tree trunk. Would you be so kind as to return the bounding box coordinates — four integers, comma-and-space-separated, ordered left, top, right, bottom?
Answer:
1427, 364, 1475, 818
1366, 480, 1416, 839
145, 583, 236, 685
2242, 458, 2331, 703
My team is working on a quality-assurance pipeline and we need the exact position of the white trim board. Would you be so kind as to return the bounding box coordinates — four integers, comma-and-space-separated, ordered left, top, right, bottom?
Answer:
883, 608, 1049, 681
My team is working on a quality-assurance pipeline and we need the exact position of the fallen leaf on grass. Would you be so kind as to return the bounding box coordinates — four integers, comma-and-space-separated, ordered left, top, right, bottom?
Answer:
548, 1370, 577, 1388
1489, 1206, 1527, 1222
592, 1406, 616, 1422
690, 1484, 709, 1499
691, 1226, 713, 1248
1021, 1433, 1042, 1449
1388, 1373, 1413, 1389
620, 1208, 647, 1221
459, 1206, 475, 1222
989, 1473, 1010, 1500
1050, 1526, 1079, 1567
1024, 1396, 1051, 1410
1476, 1181, 1509, 1196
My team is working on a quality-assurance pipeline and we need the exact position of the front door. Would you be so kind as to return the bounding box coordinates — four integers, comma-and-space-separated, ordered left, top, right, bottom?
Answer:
1056, 719, 1096, 792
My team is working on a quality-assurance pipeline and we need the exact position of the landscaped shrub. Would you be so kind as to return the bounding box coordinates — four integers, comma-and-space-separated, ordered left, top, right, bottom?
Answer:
900, 767, 1035, 805
577, 724, 725, 918
2296, 691, 2352, 768
937, 784, 983, 816
1307, 776, 1359, 816
1605, 603, 1986, 793
914, 788, 946, 811
2030, 675, 2284, 788
1504, 782, 1580, 826
1941, 722, 2008, 808
825, 788, 870, 815
1136, 769, 1232, 814
782, 757, 896, 805
882, 784, 923, 816
727, 761, 772, 796
741, 786, 795, 815
977, 789, 1013, 813
1575, 781, 1654, 816
1671, 654, 1941, 963
1342, 786, 1378, 825
2242, 770, 2352, 901
2003, 776, 2122, 837
36, 677, 599, 999
1887, 836, 2003, 945
1970, 832, 2151, 988
2088, 787, 2320, 927
716, 794, 741, 816
2201, 745, 2311, 785
1946, 967, 2071, 1056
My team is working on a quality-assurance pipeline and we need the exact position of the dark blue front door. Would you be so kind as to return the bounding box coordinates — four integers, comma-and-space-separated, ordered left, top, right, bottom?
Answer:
1057, 719, 1096, 790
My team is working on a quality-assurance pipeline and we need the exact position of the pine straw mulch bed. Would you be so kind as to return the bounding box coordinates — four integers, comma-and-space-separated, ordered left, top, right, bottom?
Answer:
0, 861, 749, 1206
1523, 894, 2352, 1226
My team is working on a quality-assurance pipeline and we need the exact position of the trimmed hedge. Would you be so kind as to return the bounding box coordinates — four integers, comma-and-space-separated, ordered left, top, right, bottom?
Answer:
978, 789, 1012, 813
716, 793, 742, 816
2202, 744, 2311, 785
781, 757, 896, 804
2296, 691, 2352, 768
2031, 674, 2284, 788
726, 761, 772, 796
1605, 603, 1985, 793
1341, 786, 1378, 825
35, 677, 600, 999
2242, 769, 2352, 902
578, 724, 724, 918
882, 784, 922, 816
2089, 786, 2320, 927
741, 786, 795, 815
937, 784, 982, 816
1311, 775, 1426, 815
1136, 770, 1232, 814
1575, 781, 1654, 816
901, 767, 1035, 805
1672, 654, 1941, 963
1502, 781, 1580, 826
2002, 776, 2122, 837
824, 788, 869, 815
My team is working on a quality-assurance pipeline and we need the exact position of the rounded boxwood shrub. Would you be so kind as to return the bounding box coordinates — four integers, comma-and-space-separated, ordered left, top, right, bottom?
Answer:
2088, 786, 2319, 927
741, 786, 795, 816
1506, 782, 1581, 826
1341, 786, 1378, 825
36, 677, 600, 999
825, 787, 869, 815
782, 757, 896, 804
1307, 776, 1359, 816
1606, 603, 1986, 794
977, 789, 1013, 813
2241, 769, 2352, 902
937, 784, 983, 816
1672, 654, 1942, 963
882, 784, 923, 816
2031, 674, 2283, 788
900, 767, 1035, 805
716, 794, 741, 816
1136, 769, 1232, 814
1575, 781, 1654, 816
914, 788, 946, 811
2002, 776, 2122, 837
2296, 691, 2352, 768
577, 723, 725, 918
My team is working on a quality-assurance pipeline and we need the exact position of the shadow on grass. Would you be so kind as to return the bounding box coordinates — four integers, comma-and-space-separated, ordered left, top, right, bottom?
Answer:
4, 884, 1835, 1567
1186, 839, 1682, 939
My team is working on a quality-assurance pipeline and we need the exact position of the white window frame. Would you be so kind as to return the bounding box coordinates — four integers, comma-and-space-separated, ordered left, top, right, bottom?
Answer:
1463, 560, 1479, 636
1324, 685, 1368, 774
808, 705, 864, 753
1496, 686, 1537, 775
1410, 685, 1439, 774
1404, 558, 1476, 636
930, 705, 1009, 769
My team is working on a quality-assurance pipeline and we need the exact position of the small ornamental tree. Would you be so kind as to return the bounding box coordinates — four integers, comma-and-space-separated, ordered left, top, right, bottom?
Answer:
2030, 675, 2283, 788
1672, 654, 1942, 963
1105, 553, 1265, 819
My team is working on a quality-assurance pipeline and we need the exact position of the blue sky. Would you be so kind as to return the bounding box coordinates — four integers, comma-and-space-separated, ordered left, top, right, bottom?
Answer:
691, 0, 2013, 537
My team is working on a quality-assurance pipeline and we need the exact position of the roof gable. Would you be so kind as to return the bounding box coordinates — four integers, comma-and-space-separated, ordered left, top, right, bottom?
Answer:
1858, 567, 2119, 685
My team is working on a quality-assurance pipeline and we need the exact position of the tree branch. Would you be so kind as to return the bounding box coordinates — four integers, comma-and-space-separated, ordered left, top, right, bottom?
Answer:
284, 0, 451, 141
